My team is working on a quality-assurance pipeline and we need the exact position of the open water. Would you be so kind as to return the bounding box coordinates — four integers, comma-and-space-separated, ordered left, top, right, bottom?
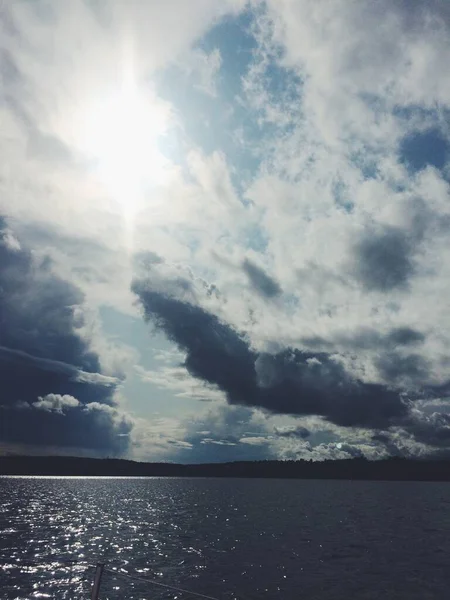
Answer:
0, 477, 449, 599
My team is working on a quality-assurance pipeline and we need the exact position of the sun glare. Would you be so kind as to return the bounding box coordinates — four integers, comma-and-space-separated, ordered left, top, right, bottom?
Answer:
80, 74, 169, 223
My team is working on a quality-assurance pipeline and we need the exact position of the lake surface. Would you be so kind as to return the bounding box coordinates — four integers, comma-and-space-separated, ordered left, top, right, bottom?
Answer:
0, 477, 449, 599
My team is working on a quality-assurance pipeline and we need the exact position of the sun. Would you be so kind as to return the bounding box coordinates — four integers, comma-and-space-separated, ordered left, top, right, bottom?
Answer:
80, 73, 169, 221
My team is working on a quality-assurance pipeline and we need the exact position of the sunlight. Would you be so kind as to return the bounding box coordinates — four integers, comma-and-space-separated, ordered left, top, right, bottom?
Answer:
80, 71, 170, 224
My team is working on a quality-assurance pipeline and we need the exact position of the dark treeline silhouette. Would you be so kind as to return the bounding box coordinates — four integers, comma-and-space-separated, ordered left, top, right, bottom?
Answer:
1, 455, 450, 480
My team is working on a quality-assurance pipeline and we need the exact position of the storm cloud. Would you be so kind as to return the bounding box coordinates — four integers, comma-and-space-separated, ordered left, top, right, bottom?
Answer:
0, 216, 132, 454
132, 280, 409, 430
132, 267, 450, 454
302, 326, 426, 353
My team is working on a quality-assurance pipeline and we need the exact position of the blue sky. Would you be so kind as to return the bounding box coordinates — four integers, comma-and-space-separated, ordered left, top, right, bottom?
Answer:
2, 0, 450, 462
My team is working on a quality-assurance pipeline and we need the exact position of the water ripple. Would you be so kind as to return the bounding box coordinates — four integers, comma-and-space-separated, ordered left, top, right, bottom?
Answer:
0, 477, 450, 599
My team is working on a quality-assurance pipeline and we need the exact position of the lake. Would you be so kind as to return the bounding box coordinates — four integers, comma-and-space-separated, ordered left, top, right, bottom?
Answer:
0, 477, 449, 599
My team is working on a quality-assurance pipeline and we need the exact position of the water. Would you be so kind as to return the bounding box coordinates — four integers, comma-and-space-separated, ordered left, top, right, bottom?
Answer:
0, 477, 449, 599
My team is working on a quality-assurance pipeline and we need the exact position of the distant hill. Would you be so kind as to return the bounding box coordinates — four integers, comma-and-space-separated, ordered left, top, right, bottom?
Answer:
1, 455, 450, 480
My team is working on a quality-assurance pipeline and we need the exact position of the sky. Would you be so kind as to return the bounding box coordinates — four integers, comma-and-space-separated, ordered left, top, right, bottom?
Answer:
1, 0, 450, 463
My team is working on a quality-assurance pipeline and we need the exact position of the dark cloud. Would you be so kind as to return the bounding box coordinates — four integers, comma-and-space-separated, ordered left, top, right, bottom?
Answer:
352, 225, 414, 292
355, 327, 425, 350
302, 327, 425, 353
399, 128, 449, 173
0, 216, 132, 454
242, 258, 281, 299
372, 410, 450, 455
370, 432, 405, 457
374, 352, 431, 387
386, 327, 425, 346
315, 442, 365, 460
371, 433, 391, 445
132, 280, 408, 430
407, 412, 450, 448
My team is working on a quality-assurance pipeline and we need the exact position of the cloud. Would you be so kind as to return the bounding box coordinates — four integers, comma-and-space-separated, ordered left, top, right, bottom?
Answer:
0, 216, 132, 454
136, 364, 225, 403
406, 410, 450, 449
274, 425, 311, 439
180, 48, 223, 97
33, 394, 80, 414
302, 326, 426, 354
181, 404, 275, 463
265, 0, 450, 130
132, 255, 450, 459
3, 1, 450, 463
0, 0, 249, 317
386, 328, 425, 347
0, 345, 120, 386
239, 436, 270, 446
351, 225, 415, 293
374, 352, 431, 389
132, 280, 409, 429
242, 257, 282, 299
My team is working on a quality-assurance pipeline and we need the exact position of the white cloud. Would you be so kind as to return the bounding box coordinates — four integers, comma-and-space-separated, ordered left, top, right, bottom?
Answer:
0, 229, 21, 252
129, 415, 191, 461
239, 436, 270, 446
33, 394, 80, 414
265, 0, 450, 138
179, 48, 223, 97
3, 1, 450, 460
135, 364, 225, 403
0, 0, 248, 309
